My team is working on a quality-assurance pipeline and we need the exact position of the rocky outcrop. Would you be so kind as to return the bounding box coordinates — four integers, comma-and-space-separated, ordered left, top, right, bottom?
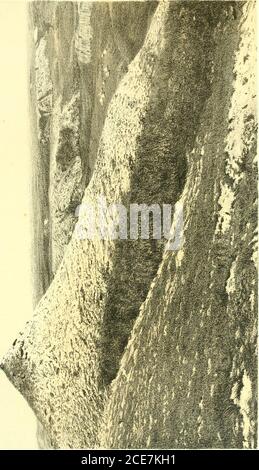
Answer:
99, 0, 257, 449
30, 0, 158, 293
1, 0, 257, 450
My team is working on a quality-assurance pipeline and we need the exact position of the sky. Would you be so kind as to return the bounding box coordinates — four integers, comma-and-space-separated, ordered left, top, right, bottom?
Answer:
0, 0, 37, 449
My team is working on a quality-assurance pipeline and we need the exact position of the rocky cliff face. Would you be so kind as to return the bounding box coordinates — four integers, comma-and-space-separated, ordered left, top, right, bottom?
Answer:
30, 0, 158, 302
1, 0, 257, 449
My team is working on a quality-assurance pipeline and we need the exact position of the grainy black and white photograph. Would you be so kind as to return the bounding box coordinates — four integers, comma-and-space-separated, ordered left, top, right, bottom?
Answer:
0, 0, 257, 458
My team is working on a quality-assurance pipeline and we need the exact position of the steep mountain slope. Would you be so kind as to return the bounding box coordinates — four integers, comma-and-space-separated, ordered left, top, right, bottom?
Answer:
1, 0, 257, 449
